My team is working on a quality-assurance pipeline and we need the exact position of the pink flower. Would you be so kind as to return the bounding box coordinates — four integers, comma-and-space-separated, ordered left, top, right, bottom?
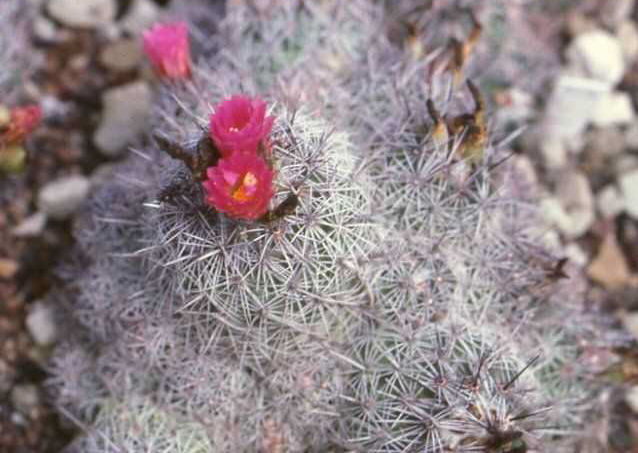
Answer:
143, 22, 191, 80
1, 105, 41, 146
203, 152, 274, 220
209, 95, 274, 157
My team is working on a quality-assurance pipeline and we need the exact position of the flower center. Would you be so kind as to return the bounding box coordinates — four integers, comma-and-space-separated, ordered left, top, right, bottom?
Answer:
230, 171, 258, 202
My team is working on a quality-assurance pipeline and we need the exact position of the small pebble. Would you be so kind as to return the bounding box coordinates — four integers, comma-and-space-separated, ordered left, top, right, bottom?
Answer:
37, 175, 90, 220
10, 384, 39, 415
48, 0, 117, 29
94, 81, 151, 157
26, 302, 58, 347
565, 29, 625, 86
12, 212, 47, 238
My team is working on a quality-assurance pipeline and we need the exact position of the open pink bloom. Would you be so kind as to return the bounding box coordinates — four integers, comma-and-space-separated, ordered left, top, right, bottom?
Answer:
2, 105, 41, 145
209, 95, 274, 156
203, 152, 274, 220
143, 22, 191, 80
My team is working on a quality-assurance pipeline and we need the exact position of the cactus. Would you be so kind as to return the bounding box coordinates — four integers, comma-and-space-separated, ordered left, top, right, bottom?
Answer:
50, 1, 599, 452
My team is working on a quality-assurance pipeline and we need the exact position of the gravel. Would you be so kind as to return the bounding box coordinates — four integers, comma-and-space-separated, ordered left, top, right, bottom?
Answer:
37, 175, 90, 220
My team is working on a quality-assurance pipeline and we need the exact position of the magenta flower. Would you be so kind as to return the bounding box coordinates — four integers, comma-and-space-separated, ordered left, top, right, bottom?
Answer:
1, 105, 41, 146
202, 152, 274, 220
209, 95, 275, 157
143, 22, 191, 80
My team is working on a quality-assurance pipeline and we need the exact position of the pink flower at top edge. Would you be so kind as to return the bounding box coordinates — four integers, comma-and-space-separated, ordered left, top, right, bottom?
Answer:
2, 105, 41, 145
209, 95, 275, 157
202, 151, 274, 220
143, 22, 191, 80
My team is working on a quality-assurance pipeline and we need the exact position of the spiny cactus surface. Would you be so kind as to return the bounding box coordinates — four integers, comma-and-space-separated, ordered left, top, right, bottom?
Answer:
49, 1, 599, 452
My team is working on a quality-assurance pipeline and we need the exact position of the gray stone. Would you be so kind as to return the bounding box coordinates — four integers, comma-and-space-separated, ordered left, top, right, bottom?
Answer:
26, 302, 58, 347
11, 212, 47, 237
40, 94, 71, 122
94, 81, 151, 157
10, 384, 39, 414
597, 185, 625, 218
120, 0, 160, 36
618, 20, 638, 64
541, 74, 610, 144
99, 39, 142, 72
565, 30, 625, 86
37, 175, 90, 220
591, 91, 635, 127
619, 169, 638, 219
48, 0, 117, 29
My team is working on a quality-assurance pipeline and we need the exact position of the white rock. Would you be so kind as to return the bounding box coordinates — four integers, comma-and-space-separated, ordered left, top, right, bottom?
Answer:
540, 228, 562, 252
619, 169, 638, 219
564, 242, 588, 267
601, 0, 635, 29
565, 30, 625, 86
33, 15, 58, 43
11, 212, 47, 237
597, 185, 625, 218
539, 136, 567, 170
543, 171, 595, 238
626, 386, 638, 414
48, 0, 117, 29
541, 198, 573, 235
94, 81, 151, 157
26, 302, 58, 347
541, 74, 610, 144
591, 91, 635, 127
120, 0, 160, 36
37, 175, 90, 220
618, 20, 638, 64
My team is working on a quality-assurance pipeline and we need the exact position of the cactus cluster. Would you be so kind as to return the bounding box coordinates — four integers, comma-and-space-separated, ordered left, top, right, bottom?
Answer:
50, 1, 599, 452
